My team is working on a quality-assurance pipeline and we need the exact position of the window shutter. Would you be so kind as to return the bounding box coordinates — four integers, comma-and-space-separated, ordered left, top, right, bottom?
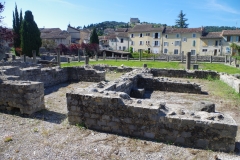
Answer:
237, 36, 239, 42
142, 34, 144, 38
152, 41, 154, 46
158, 41, 160, 46
139, 33, 140, 37
230, 36, 232, 42
158, 32, 160, 38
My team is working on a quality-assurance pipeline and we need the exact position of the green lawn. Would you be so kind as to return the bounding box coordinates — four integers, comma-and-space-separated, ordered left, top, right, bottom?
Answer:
61, 60, 240, 74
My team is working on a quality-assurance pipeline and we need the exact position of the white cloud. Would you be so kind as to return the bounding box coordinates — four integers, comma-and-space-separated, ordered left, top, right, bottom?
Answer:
205, 0, 240, 14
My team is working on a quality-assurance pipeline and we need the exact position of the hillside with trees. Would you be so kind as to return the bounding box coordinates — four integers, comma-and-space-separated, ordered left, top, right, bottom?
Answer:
204, 26, 237, 32
78, 21, 128, 36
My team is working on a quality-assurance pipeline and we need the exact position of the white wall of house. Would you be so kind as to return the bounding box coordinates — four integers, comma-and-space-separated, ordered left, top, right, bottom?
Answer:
109, 39, 117, 50
116, 37, 129, 51
200, 39, 222, 55
67, 27, 80, 40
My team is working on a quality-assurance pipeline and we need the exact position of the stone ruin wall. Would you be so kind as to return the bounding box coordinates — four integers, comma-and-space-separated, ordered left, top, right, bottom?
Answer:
67, 69, 237, 152
0, 81, 45, 114
0, 62, 105, 114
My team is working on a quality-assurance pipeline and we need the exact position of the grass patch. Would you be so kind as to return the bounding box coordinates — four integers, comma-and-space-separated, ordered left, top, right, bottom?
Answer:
199, 63, 240, 74
62, 60, 182, 69
4, 136, 13, 142
61, 60, 240, 74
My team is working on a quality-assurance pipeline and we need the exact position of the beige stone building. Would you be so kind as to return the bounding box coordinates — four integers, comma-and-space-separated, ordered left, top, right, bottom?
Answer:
162, 27, 204, 56
221, 30, 240, 55
128, 24, 163, 53
40, 28, 71, 46
200, 32, 222, 56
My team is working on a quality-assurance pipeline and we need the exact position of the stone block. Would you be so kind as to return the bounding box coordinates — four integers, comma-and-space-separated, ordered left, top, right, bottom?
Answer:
196, 139, 209, 149
193, 101, 215, 113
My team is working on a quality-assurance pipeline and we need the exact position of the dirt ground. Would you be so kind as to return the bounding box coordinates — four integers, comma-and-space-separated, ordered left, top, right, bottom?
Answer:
1, 72, 240, 160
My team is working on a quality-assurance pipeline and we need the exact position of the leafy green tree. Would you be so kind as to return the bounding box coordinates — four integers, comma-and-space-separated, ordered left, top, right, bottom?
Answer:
90, 28, 99, 44
129, 47, 133, 53
13, 4, 22, 56
175, 10, 189, 28
20, 10, 41, 57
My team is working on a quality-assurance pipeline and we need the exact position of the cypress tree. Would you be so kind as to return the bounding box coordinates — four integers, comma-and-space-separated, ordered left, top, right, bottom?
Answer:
21, 10, 42, 57
175, 10, 189, 28
12, 4, 22, 56
90, 28, 99, 44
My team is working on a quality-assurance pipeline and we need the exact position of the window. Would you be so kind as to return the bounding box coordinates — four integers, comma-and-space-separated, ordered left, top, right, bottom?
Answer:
165, 34, 168, 38
139, 41, 143, 45
202, 49, 207, 52
131, 41, 134, 45
219, 40, 222, 45
183, 37, 187, 42
121, 39, 124, 43
146, 41, 150, 45
146, 33, 150, 36
192, 33, 196, 38
226, 47, 230, 53
140, 33, 143, 37
192, 40, 196, 47
164, 48, 168, 54
174, 41, 181, 46
131, 34, 134, 38
154, 41, 159, 46
119, 46, 121, 50
236, 36, 239, 42
154, 33, 160, 38
227, 36, 231, 42
174, 49, 178, 54
164, 42, 168, 46
215, 40, 218, 46
191, 50, 196, 55
123, 46, 126, 51
176, 34, 180, 38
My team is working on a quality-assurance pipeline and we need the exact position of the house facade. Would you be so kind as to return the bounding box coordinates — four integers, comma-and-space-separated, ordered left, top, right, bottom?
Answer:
128, 24, 163, 53
222, 30, 240, 55
162, 28, 203, 55
40, 28, 71, 46
67, 25, 80, 43
200, 32, 222, 56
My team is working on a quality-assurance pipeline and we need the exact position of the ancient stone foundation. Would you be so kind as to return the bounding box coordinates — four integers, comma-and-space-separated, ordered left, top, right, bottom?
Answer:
0, 62, 105, 114
0, 81, 45, 114
67, 69, 237, 152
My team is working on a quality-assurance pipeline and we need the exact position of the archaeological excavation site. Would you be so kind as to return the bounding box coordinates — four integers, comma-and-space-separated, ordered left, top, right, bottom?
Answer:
0, 60, 240, 154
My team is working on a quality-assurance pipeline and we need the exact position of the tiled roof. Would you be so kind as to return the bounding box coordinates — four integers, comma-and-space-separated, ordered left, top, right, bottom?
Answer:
115, 28, 128, 32
200, 32, 222, 39
116, 32, 128, 37
40, 28, 70, 39
67, 25, 80, 31
108, 34, 116, 39
222, 30, 240, 36
165, 27, 203, 34
128, 24, 164, 33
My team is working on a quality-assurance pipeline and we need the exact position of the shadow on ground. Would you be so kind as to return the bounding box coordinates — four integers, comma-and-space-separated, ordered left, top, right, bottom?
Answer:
44, 82, 70, 95
0, 109, 67, 124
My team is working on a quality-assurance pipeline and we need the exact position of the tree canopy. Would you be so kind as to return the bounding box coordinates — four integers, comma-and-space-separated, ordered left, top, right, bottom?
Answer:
20, 10, 41, 57
175, 10, 189, 28
90, 28, 99, 44
13, 3, 22, 56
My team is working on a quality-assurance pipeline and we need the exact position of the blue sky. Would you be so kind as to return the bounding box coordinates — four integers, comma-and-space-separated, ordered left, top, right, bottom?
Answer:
1, 0, 240, 30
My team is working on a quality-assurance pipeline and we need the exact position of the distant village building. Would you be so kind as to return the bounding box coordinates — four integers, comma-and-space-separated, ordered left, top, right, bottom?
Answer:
67, 25, 81, 43
40, 28, 71, 46
130, 18, 140, 24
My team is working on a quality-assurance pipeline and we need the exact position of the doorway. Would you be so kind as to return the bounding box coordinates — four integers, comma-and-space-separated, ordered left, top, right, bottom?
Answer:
214, 49, 217, 56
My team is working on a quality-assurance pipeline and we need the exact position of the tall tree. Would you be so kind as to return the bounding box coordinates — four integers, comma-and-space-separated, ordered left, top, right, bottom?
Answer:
0, 2, 13, 59
90, 28, 99, 44
175, 10, 189, 28
13, 4, 22, 55
21, 10, 42, 57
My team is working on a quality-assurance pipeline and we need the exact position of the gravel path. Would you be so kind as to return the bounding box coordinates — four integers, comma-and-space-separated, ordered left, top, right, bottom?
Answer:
1, 74, 240, 159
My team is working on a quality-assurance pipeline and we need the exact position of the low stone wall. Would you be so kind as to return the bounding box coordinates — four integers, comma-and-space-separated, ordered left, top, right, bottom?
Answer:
67, 69, 237, 152
0, 81, 45, 114
150, 68, 219, 79
220, 74, 240, 93
67, 90, 237, 152
0, 66, 105, 87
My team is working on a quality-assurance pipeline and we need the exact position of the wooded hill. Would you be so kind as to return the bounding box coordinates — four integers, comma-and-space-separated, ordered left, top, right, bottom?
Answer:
79, 21, 237, 35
